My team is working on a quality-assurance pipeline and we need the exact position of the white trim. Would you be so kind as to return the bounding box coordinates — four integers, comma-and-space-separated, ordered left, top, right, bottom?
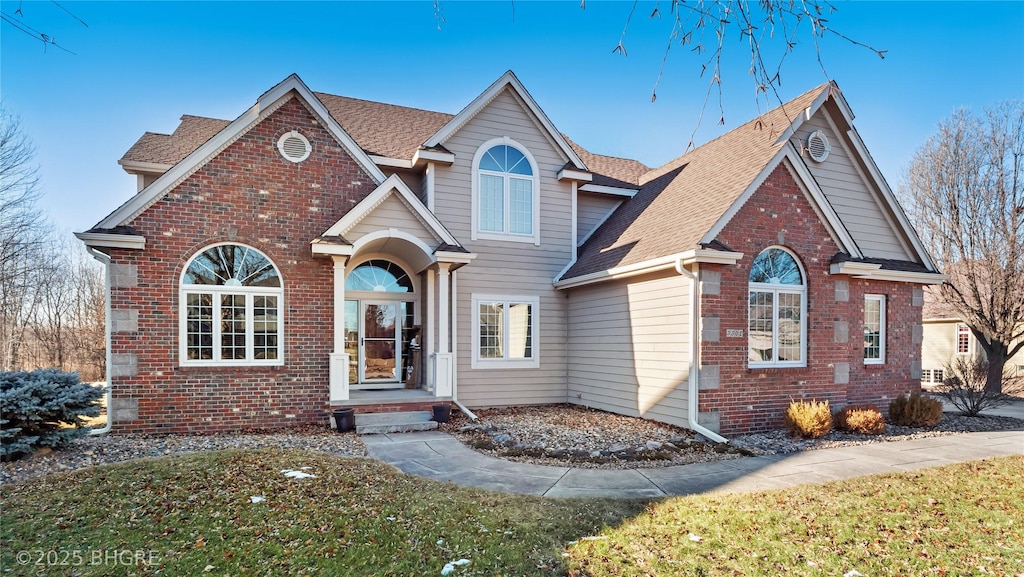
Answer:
554, 249, 744, 289
828, 261, 947, 284
277, 130, 311, 163
310, 242, 353, 257
747, 246, 808, 369
470, 137, 541, 246
700, 148, 861, 258
321, 173, 460, 246
435, 251, 477, 265
424, 70, 587, 170
864, 294, 886, 365
470, 293, 541, 370
118, 160, 172, 174
425, 162, 436, 213
570, 180, 578, 262
578, 183, 639, 197
955, 322, 973, 356
178, 242, 284, 367
413, 149, 455, 166
577, 200, 622, 248
96, 74, 385, 230
557, 168, 593, 182
437, 263, 451, 355
425, 268, 435, 391
75, 231, 146, 250
368, 155, 413, 169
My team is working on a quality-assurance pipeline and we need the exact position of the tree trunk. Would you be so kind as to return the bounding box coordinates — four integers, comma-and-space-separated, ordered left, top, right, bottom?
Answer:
985, 344, 1007, 394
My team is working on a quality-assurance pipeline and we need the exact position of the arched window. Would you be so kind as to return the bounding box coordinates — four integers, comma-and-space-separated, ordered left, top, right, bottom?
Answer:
345, 260, 413, 292
748, 247, 807, 367
472, 139, 539, 244
180, 243, 283, 365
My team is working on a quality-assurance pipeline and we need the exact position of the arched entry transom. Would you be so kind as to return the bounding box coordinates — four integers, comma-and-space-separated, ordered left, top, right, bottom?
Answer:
344, 259, 418, 389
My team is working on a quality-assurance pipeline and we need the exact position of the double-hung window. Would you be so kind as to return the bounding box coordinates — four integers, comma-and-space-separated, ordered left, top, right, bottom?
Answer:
864, 294, 886, 364
472, 294, 539, 369
472, 139, 539, 244
748, 247, 807, 367
180, 243, 283, 366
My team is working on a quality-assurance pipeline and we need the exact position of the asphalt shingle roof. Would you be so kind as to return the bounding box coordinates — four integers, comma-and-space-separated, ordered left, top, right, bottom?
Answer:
564, 83, 832, 279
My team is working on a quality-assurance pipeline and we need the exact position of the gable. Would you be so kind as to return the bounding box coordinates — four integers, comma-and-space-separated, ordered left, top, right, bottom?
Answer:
797, 105, 914, 261
90, 75, 385, 233
346, 192, 441, 248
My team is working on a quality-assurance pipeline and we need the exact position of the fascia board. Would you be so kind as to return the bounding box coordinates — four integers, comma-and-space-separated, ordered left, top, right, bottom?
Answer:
829, 261, 948, 284
413, 149, 455, 166
845, 124, 938, 271
557, 168, 593, 182
578, 183, 638, 197
554, 250, 742, 289
118, 160, 172, 174
75, 231, 146, 250
423, 70, 587, 171
369, 155, 413, 169
310, 242, 354, 256
435, 251, 478, 264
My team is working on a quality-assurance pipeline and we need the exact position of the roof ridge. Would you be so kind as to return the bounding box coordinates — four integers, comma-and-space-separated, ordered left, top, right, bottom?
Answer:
640, 82, 832, 185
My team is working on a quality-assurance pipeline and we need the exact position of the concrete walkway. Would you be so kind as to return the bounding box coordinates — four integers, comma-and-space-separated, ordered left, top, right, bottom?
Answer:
362, 429, 1024, 498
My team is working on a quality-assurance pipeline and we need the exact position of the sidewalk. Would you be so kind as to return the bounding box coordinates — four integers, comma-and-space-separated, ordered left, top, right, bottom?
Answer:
362, 429, 1024, 499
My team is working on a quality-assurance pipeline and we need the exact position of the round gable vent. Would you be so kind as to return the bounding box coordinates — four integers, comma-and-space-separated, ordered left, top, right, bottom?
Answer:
277, 130, 311, 163
807, 130, 831, 163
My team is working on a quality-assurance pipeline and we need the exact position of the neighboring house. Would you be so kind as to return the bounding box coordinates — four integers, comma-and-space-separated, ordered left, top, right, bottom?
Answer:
921, 289, 1024, 385
77, 71, 945, 437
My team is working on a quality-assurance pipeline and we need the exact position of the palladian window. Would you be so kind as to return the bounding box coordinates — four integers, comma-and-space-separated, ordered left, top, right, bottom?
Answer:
180, 243, 283, 365
472, 139, 539, 244
748, 247, 807, 367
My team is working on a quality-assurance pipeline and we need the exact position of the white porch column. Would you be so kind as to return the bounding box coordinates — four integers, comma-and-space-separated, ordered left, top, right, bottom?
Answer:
329, 256, 350, 403
433, 262, 453, 397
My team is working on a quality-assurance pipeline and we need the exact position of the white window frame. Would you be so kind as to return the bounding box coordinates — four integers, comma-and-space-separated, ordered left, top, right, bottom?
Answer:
748, 247, 808, 369
471, 294, 540, 369
179, 243, 284, 367
470, 137, 541, 245
864, 294, 886, 365
956, 323, 972, 355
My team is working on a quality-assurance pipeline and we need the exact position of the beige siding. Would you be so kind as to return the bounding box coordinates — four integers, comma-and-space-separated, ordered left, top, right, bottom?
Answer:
384, 167, 424, 197
347, 193, 439, 247
566, 271, 692, 429
922, 320, 1024, 378
800, 112, 912, 261
577, 193, 621, 245
437, 88, 574, 406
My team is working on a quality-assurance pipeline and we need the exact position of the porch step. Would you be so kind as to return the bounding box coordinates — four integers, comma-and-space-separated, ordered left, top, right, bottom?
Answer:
355, 410, 439, 435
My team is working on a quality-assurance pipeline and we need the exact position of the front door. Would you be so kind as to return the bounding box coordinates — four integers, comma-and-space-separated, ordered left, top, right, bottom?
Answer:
359, 301, 402, 387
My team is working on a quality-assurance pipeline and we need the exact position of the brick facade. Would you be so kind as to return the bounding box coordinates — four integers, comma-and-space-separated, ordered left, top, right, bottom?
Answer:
107, 96, 376, 433
699, 162, 922, 435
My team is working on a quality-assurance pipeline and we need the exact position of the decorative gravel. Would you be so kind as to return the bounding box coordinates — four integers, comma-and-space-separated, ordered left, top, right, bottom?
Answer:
440, 404, 1024, 470
4, 406, 1022, 483
1, 425, 366, 485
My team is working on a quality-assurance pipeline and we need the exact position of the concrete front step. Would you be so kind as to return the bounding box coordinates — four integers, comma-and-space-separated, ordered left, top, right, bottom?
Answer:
355, 410, 439, 435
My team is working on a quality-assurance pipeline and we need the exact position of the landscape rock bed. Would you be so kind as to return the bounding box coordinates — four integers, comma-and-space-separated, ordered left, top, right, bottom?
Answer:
0, 425, 366, 484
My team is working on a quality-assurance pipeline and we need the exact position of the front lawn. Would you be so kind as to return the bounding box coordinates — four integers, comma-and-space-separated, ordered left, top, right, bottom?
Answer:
1, 450, 1021, 576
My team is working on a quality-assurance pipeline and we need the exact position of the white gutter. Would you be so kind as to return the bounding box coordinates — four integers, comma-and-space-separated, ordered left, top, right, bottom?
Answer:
674, 259, 728, 444
449, 269, 478, 421
86, 247, 113, 435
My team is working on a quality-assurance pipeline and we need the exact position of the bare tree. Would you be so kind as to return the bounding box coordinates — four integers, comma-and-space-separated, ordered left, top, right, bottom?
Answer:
901, 100, 1024, 394
0, 106, 47, 371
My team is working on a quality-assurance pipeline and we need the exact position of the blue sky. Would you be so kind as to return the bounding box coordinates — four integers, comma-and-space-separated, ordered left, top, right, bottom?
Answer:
2, 1, 1022, 233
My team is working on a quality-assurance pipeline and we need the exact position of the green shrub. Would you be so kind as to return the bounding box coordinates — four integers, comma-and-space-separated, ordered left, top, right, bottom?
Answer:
835, 404, 886, 435
888, 392, 943, 428
783, 399, 833, 439
0, 369, 103, 461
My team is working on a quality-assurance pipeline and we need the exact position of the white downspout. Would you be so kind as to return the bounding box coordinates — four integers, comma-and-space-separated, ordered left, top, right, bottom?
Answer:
87, 247, 113, 435
675, 259, 728, 444
449, 269, 478, 421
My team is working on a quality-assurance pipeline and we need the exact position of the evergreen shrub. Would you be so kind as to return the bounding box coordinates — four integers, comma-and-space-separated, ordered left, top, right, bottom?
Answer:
1, 369, 103, 461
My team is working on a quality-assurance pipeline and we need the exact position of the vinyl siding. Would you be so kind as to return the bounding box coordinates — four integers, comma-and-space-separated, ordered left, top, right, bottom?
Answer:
922, 320, 1024, 376
436, 88, 573, 406
577, 193, 621, 245
566, 271, 693, 429
799, 112, 912, 261
346, 193, 439, 248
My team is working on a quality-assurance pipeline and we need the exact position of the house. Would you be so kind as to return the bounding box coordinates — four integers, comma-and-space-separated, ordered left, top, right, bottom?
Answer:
921, 289, 1024, 385
77, 71, 945, 437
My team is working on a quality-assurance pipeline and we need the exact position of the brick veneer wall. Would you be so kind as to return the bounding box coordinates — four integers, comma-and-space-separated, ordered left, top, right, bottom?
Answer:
698, 162, 922, 435
106, 96, 377, 433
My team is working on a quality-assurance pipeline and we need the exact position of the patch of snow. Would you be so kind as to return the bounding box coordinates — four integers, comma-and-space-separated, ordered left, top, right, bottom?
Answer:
440, 559, 470, 575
